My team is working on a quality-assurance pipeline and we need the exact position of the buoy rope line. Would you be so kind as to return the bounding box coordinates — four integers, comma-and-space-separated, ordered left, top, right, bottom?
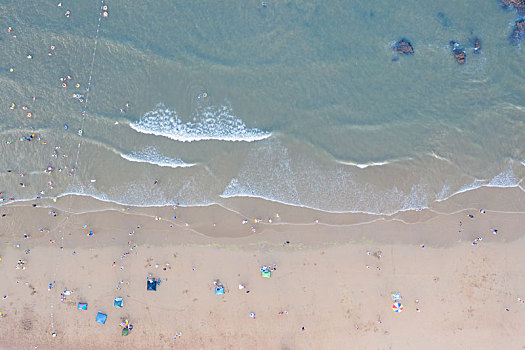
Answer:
48, 1, 106, 335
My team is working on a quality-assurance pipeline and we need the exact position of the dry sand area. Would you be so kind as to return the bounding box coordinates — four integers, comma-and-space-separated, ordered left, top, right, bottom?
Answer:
0, 187, 524, 349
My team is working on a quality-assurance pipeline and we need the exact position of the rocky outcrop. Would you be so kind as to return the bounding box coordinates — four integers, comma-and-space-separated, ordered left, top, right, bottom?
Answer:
449, 41, 466, 64
500, 0, 525, 15
393, 39, 414, 54
511, 18, 525, 42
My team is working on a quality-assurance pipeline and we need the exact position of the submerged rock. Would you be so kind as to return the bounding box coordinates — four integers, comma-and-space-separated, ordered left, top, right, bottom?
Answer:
500, 0, 525, 15
393, 39, 414, 54
511, 18, 525, 42
449, 41, 466, 64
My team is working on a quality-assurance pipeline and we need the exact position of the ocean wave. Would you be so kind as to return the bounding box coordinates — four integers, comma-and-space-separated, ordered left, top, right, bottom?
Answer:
129, 103, 271, 142
436, 166, 524, 202
336, 160, 391, 169
487, 168, 520, 187
120, 147, 195, 168
336, 156, 414, 169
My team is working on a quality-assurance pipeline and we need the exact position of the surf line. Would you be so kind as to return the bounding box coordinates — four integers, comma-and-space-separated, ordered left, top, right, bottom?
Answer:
48, 1, 107, 335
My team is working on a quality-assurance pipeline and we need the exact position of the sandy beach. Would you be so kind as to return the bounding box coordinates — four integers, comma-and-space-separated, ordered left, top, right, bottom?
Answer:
0, 187, 523, 349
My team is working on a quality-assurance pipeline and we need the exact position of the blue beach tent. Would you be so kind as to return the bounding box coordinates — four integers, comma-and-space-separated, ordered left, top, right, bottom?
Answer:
96, 312, 107, 324
113, 297, 123, 308
215, 286, 225, 295
77, 303, 87, 310
147, 279, 158, 291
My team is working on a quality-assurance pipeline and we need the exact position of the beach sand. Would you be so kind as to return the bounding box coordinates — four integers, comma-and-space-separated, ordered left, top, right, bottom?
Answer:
0, 187, 524, 349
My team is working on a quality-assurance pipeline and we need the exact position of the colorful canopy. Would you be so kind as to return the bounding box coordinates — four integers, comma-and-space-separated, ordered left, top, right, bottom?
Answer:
96, 312, 107, 324
77, 303, 88, 310
261, 270, 271, 278
392, 302, 404, 312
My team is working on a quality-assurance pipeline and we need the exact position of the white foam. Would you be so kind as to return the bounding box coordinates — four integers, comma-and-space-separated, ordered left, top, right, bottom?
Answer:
337, 160, 391, 168
129, 103, 271, 142
120, 147, 195, 168
487, 168, 520, 187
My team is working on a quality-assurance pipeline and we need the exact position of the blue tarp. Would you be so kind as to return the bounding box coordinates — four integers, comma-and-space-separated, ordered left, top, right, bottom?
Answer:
96, 312, 107, 324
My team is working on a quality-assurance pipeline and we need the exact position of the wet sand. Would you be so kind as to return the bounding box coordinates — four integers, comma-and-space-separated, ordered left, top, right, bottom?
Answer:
0, 187, 524, 349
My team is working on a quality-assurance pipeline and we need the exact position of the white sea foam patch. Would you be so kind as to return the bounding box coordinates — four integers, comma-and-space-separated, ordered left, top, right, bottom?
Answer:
120, 147, 195, 168
487, 167, 520, 187
220, 139, 431, 214
130, 103, 271, 142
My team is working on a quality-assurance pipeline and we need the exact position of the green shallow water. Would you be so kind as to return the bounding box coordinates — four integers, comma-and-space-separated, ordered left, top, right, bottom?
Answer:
0, 0, 523, 213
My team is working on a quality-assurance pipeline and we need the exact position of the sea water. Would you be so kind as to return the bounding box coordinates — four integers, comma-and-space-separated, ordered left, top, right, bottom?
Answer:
0, 0, 523, 214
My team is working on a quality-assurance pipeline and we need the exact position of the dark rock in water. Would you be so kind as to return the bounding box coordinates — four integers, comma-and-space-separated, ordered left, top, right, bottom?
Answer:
511, 18, 525, 42
500, 0, 525, 15
449, 41, 466, 64
473, 38, 481, 54
393, 39, 414, 54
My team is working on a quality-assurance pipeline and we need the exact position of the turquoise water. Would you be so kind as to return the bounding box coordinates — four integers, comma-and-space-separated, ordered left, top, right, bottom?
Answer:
0, 0, 523, 214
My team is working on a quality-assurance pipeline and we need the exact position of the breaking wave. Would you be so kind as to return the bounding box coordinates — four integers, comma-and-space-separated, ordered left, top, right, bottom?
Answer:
120, 147, 195, 168
129, 103, 271, 142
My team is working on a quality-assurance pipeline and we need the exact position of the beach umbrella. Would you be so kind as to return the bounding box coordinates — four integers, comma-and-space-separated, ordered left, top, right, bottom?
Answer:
77, 303, 88, 310
392, 302, 404, 312
96, 312, 107, 324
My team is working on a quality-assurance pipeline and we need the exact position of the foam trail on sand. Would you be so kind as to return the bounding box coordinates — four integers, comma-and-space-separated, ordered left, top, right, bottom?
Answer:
129, 103, 271, 142
120, 147, 195, 168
